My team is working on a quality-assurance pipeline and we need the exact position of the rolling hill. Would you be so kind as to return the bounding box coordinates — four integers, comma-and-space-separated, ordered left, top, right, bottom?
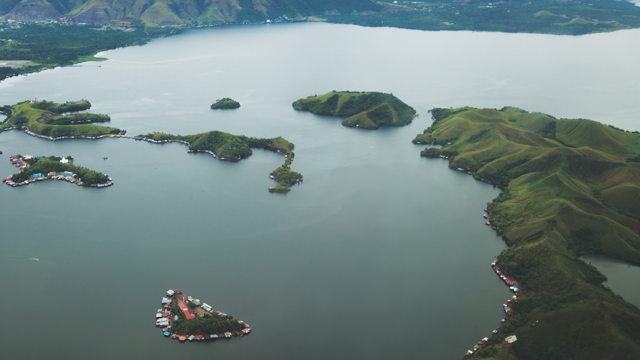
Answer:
413, 107, 640, 359
292, 91, 416, 130
0, 0, 382, 25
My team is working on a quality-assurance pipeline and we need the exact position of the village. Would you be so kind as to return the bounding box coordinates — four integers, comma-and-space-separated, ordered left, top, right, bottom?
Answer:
460, 207, 522, 358
1, 154, 113, 188
156, 289, 252, 342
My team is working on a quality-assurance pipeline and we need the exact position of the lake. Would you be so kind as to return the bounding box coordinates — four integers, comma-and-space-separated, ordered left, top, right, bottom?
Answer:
1, 23, 640, 359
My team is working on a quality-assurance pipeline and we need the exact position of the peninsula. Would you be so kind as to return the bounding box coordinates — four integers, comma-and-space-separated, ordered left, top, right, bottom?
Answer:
293, 91, 416, 130
157, 289, 251, 342
413, 107, 640, 359
138, 131, 302, 193
1, 99, 123, 138
3, 155, 112, 188
210, 98, 240, 109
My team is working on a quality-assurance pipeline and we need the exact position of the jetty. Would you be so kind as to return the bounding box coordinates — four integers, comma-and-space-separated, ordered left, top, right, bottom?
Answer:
155, 289, 252, 343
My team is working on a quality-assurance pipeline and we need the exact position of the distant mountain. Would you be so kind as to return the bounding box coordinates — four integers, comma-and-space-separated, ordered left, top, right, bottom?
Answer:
0, 0, 383, 25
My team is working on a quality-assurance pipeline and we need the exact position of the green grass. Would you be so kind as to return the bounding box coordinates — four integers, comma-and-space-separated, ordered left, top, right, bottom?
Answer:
140, 131, 302, 193
72, 55, 108, 64
2, 100, 121, 137
414, 107, 640, 360
292, 91, 416, 130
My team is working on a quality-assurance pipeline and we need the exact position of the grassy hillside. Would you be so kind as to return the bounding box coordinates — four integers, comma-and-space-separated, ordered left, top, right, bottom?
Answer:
330, 0, 640, 35
140, 131, 302, 193
1, 100, 121, 137
413, 107, 640, 359
292, 91, 416, 130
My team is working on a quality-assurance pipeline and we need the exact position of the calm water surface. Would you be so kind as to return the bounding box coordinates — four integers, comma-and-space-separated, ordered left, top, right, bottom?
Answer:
582, 255, 640, 309
1, 23, 640, 359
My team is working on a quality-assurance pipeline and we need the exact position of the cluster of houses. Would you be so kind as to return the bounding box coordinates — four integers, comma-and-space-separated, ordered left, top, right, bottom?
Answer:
462, 260, 520, 357
156, 289, 252, 343
2, 154, 113, 188
461, 208, 521, 358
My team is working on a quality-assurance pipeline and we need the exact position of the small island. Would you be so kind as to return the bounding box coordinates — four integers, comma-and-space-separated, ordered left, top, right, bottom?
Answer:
292, 91, 417, 130
137, 131, 302, 193
0, 99, 123, 139
210, 98, 240, 109
157, 289, 251, 342
413, 107, 640, 359
2, 155, 113, 188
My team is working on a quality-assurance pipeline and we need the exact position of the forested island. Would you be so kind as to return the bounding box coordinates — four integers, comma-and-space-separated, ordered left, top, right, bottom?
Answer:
5, 155, 110, 186
413, 107, 640, 359
293, 91, 416, 130
139, 131, 302, 193
210, 98, 240, 109
1, 99, 122, 138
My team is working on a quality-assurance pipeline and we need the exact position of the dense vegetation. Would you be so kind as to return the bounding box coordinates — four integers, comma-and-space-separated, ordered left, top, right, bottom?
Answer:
0, 23, 176, 82
1, 100, 121, 137
210, 98, 240, 109
11, 156, 108, 184
170, 303, 244, 335
32, 100, 92, 114
141, 131, 302, 192
413, 107, 640, 359
330, 0, 640, 35
293, 91, 416, 130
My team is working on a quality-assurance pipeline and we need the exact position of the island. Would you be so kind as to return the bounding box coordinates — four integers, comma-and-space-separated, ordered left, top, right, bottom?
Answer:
413, 107, 640, 359
292, 91, 416, 130
210, 98, 240, 109
157, 289, 251, 342
2, 155, 113, 188
137, 131, 302, 193
0, 99, 123, 139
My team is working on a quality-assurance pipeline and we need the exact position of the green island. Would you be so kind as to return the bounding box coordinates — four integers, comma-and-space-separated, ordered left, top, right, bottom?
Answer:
413, 107, 640, 359
139, 131, 302, 193
7, 155, 109, 185
210, 98, 240, 109
1, 99, 122, 138
292, 91, 416, 130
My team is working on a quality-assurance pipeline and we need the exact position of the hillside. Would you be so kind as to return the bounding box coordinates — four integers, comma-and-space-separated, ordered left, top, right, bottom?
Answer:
1, 99, 122, 137
413, 107, 640, 359
292, 91, 416, 130
0, 0, 382, 25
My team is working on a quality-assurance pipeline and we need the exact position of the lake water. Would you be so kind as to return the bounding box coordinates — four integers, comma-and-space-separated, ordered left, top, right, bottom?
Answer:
582, 255, 640, 309
1, 23, 640, 359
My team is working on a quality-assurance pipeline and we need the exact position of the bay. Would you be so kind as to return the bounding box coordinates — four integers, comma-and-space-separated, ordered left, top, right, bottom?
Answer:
1, 23, 640, 359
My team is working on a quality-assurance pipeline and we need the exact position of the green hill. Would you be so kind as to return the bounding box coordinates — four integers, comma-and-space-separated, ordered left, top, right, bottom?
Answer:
210, 97, 240, 109
292, 91, 416, 130
1, 99, 121, 137
413, 107, 640, 359
140, 131, 302, 193
0, 0, 381, 25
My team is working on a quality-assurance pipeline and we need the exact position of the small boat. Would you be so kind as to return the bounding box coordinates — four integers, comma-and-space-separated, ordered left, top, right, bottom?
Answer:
485, 221, 490, 225
103, 157, 108, 160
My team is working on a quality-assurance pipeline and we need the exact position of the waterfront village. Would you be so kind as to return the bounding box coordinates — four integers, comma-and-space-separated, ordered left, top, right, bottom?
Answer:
1, 154, 113, 188
156, 289, 252, 342
461, 207, 522, 358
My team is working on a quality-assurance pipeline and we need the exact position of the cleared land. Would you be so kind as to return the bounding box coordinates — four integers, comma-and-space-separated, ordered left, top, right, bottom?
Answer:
413, 107, 640, 359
